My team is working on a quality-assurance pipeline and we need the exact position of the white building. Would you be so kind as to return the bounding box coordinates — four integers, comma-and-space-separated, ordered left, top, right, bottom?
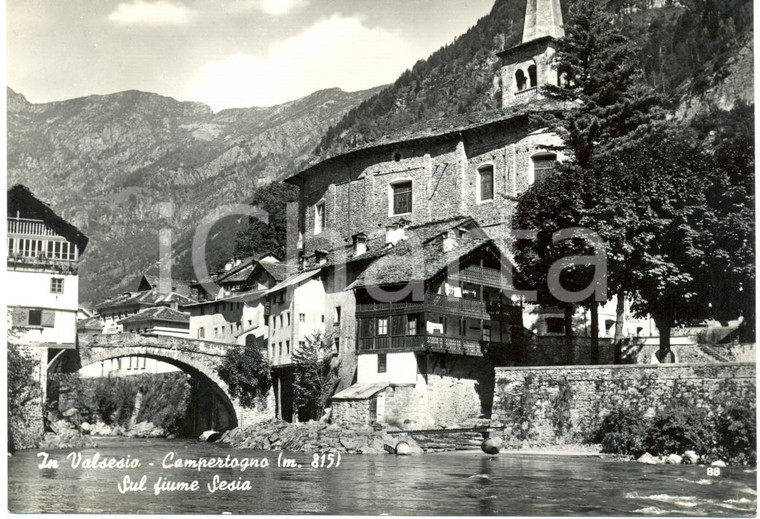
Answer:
7, 184, 89, 438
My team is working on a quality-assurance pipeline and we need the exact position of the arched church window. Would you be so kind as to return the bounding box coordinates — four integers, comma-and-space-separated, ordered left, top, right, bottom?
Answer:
528, 64, 537, 88
515, 69, 527, 92
557, 64, 573, 88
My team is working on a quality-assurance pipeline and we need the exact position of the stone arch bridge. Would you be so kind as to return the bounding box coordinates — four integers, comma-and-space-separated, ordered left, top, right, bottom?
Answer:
73, 334, 270, 432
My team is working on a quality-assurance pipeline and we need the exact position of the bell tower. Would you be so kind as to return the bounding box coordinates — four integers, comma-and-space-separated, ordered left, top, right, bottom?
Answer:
498, 0, 564, 108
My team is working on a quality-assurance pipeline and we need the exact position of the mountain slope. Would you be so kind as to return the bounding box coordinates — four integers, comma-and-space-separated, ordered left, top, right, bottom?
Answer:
7, 86, 384, 304
315, 0, 753, 158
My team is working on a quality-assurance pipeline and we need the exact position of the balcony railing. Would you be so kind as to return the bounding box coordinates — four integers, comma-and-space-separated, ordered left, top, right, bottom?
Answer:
356, 293, 521, 323
357, 334, 514, 357
515, 86, 538, 99
8, 218, 57, 237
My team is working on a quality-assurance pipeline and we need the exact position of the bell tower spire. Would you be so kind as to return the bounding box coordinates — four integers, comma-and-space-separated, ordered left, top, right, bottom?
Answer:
522, 0, 564, 42
497, 0, 565, 108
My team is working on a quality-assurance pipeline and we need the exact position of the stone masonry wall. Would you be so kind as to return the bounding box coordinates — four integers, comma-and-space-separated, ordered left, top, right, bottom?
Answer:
332, 399, 371, 428
383, 355, 494, 429
298, 117, 561, 257
492, 363, 756, 445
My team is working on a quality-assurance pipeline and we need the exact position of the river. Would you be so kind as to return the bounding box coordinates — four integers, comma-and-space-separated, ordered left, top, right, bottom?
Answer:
8, 437, 757, 515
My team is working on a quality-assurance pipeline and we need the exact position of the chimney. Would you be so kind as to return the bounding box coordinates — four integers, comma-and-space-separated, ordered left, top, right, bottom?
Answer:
385, 220, 410, 247
352, 233, 368, 256
224, 260, 233, 271
442, 231, 457, 253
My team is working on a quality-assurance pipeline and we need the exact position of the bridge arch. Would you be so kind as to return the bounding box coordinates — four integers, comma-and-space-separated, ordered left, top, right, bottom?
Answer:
74, 334, 268, 433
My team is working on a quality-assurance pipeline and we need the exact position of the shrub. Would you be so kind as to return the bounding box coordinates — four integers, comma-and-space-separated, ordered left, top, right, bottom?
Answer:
644, 404, 715, 456
713, 401, 756, 465
595, 406, 649, 457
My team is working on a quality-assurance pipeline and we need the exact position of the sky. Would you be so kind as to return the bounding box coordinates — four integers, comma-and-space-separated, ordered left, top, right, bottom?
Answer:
7, 0, 495, 111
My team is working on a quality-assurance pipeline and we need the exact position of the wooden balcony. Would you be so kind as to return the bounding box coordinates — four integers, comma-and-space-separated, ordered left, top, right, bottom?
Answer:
356, 293, 521, 323
8, 218, 57, 237
357, 333, 516, 358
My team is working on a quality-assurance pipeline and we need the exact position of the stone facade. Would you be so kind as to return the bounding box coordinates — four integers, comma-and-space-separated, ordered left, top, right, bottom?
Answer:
291, 120, 563, 257
492, 363, 756, 444
331, 399, 372, 428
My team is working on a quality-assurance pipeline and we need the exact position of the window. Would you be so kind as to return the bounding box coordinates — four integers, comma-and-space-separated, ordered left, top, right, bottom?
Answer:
198, 327, 205, 339
28, 309, 42, 326
391, 181, 412, 215
286, 340, 290, 354
8, 238, 14, 256
299, 341, 305, 352
248, 320, 252, 326
393, 151, 402, 162
315, 202, 326, 235
515, 69, 527, 91
286, 312, 291, 326
214, 327, 218, 336
477, 165, 494, 202
407, 316, 418, 336
531, 153, 557, 185
278, 342, 283, 356
50, 278, 64, 294
459, 318, 467, 337
320, 314, 325, 323
482, 325, 492, 343
279, 315, 283, 328
377, 318, 388, 336
299, 313, 305, 322
545, 317, 565, 334
333, 338, 340, 356
528, 64, 537, 88
378, 353, 387, 373
335, 306, 341, 324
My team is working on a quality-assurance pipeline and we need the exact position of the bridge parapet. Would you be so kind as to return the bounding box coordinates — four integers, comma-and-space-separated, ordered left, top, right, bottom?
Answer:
79, 333, 238, 358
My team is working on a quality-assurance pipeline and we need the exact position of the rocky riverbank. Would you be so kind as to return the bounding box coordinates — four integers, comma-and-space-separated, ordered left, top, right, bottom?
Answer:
219, 419, 424, 455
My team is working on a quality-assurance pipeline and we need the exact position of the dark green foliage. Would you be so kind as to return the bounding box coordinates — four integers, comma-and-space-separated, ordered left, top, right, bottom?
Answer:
595, 406, 648, 456
51, 372, 192, 435
645, 404, 714, 456
292, 331, 340, 421
233, 181, 299, 260
217, 337, 271, 408
317, 0, 750, 158
596, 391, 757, 465
713, 402, 757, 466
8, 345, 43, 449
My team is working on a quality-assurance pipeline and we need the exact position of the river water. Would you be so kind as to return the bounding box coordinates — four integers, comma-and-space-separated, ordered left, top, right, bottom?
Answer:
8, 437, 757, 515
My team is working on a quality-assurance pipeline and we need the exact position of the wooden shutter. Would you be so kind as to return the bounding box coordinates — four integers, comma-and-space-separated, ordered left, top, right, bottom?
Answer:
11, 307, 28, 327
41, 310, 56, 328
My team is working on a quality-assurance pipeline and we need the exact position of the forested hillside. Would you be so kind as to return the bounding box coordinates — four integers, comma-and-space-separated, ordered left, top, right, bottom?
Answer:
315, 0, 753, 158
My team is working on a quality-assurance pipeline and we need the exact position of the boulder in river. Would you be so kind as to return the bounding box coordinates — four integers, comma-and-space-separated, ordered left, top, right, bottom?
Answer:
682, 450, 699, 464
395, 441, 411, 455
665, 454, 683, 465
637, 452, 661, 465
711, 459, 727, 468
200, 430, 221, 442
481, 437, 502, 455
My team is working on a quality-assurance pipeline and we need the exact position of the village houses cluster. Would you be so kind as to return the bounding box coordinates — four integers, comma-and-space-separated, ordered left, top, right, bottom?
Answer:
8, 0, 746, 432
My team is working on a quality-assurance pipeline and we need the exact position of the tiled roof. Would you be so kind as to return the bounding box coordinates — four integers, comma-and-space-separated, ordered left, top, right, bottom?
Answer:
96, 289, 197, 310
289, 99, 567, 181
118, 306, 190, 325
316, 216, 484, 270
333, 382, 389, 401
180, 289, 268, 307
346, 236, 493, 290
258, 261, 289, 282
76, 316, 103, 331
267, 268, 322, 295
7, 184, 89, 252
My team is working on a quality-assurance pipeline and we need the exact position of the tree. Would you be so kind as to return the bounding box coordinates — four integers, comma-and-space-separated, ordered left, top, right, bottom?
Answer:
587, 128, 717, 354
8, 343, 43, 450
233, 182, 298, 260
217, 336, 272, 408
516, 0, 665, 359
291, 331, 340, 422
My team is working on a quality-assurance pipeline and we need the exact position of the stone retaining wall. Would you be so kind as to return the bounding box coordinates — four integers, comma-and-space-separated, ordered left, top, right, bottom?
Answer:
492, 363, 756, 444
